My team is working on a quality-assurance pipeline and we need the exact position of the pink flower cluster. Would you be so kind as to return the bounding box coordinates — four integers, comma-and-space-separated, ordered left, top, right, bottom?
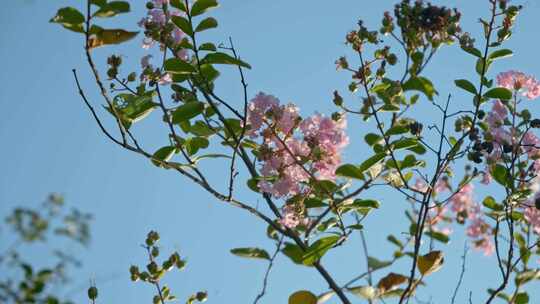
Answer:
497, 70, 540, 100
279, 204, 310, 229
140, 55, 172, 85
524, 204, 540, 235
247, 93, 348, 226
449, 184, 494, 255
138, 0, 188, 68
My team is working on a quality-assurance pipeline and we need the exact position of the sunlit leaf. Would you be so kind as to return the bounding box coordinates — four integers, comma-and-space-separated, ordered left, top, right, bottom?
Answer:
402, 76, 437, 101
288, 290, 317, 304
93, 1, 130, 18
88, 28, 138, 49
230, 247, 270, 260
195, 17, 218, 32
152, 146, 177, 167
164, 58, 197, 74
172, 102, 205, 123
336, 164, 364, 180
488, 49, 513, 61
202, 52, 251, 69
50, 7, 85, 33
302, 236, 340, 266
347, 286, 377, 300
190, 0, 219, 17
377, 272, 408, 293
417, 251, 444, 276
484, 87, 513, 100
454, 79, 477, 95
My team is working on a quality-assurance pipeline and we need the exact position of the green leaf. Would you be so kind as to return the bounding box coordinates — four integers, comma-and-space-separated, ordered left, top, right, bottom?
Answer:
335, 164, 364, 180
351, 199, 380, 209
171, 16, 193, 36
454, 79, 477, 95
515, 292, 529, 304
365, 133, 381, 146
484, 87, 513, 100
282, 242, 311, 267
493, 164, 512, 187
170, 0, 187, 12
515, 270, 540, 285
288, 290, 317, 304
426, 231, 449, 243
172, 102, 205, 124
402, 76, 437, 101
184, 137, 209, 156
387, 235, 403, 248
191, 153, 230, 163
461, 46, 482, 58
90, 0, 107, 7
359, 152, 386, 173
347, 286, 377, 300
199, 42, 217, 51
393, 138, 418, 151
190, 0, 219, 17
93, 1, 130, 18
152, 146, 177, 167
483, 196, 504, 211
385, 125, 409, 136
50, 7, 85, 33
164, 58, 197, 74
302, 236, 340, 266
202, 52, 251, 69
367, 256, 392, 271
195, 17, 218, 32
199, 63, 220, 82
417, 251, 444, 276
88, 28, 138, 49
112, 93, 156, 124
475, 58, 491, 76
488, 49, 513, 61
230, 247, 270, 260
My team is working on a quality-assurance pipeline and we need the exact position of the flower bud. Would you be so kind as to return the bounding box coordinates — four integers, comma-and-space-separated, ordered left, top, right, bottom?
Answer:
530, 119, 540, 128
88, 286, 98, 300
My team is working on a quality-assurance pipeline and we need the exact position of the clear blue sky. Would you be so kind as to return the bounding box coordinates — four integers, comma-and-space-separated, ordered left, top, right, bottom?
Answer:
1, 0, 540, 303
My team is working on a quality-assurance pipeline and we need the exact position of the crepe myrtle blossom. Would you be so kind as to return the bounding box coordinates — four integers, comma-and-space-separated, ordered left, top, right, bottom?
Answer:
412, 178, 449, 196
497, 70, 540, 100
247, 93, 349, 198
138, 0, 188, 59
448, 183, 495, 255
140, 55, 172, 85
427, 205, 453, 236
524, 204, 540, 235
279, 204, 310, 229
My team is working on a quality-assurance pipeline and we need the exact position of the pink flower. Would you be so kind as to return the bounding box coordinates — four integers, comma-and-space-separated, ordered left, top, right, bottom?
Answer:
497, 70, 540, 100
141, 54, 153, 69
473, 237, 495, 256
449, 183, 475, 215
481, 171, 492, 185
278, 204, 308, 229
413, 179, 428, 192
246, 92, 279, 137
524, 205, 540, 235
139, 6, 188, 55
249, 92, 349, 198
522, 131, 540, 158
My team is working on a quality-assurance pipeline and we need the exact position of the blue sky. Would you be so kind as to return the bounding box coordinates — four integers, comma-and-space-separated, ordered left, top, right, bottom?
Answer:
1, 0, 540, 303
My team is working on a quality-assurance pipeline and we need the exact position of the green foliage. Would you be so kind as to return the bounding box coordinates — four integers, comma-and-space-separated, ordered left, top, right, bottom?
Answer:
230, 247, 270, 260
190, 0, 219, 17
50, 7, 85, 33
0, 194, 92, 304
129, 231, 206, 304
455, 79, 477, 95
